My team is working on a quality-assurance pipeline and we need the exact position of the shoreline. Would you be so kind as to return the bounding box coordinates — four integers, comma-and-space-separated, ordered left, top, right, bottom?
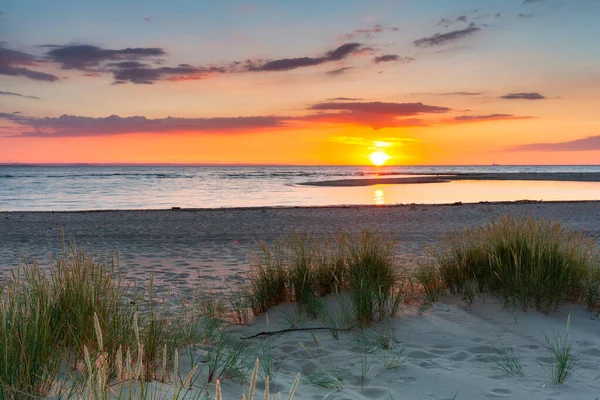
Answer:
3, 198, 600, 214
299, 172, 600, 187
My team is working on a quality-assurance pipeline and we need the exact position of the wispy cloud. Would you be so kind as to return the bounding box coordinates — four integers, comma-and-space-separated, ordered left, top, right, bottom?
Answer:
453, 114, 533, 122
0, 45, 59, 82
414, 24, 481, 47
0, 91, 40, 100
245, 43, 363, 72
0, 113, 288, 137
500, 92, 546, 100
326, 97, 362, 101
326, 67, 354, 76
310, 101, 450, 115
338, 24, 399, 41
506, 136, 600, 152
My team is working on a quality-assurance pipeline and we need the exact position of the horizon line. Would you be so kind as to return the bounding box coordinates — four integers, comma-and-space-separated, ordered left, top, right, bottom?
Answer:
1, 163, 600, 167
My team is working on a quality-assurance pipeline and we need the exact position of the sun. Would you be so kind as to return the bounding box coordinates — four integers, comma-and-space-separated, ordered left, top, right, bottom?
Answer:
369, 151, 391, 166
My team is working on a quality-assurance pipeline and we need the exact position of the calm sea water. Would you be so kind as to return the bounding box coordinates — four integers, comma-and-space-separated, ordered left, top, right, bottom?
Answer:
1, 165, 600, 211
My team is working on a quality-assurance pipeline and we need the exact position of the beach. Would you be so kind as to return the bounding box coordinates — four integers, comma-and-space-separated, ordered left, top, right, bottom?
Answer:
1, 201, 600, 399
2, 201, 599, 284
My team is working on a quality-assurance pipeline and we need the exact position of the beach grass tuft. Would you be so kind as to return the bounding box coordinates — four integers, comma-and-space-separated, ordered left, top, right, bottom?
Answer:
494, 342, 524, 376
248, 230, 401, 326
542, 314, 577, 385
427, 215, 598, 312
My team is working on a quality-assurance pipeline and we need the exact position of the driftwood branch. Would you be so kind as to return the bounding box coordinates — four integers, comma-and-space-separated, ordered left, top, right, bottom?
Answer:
240, 326, 353, 339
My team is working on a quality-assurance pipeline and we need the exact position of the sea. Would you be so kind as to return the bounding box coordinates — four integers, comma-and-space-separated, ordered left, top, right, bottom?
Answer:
1, 165, 600, 211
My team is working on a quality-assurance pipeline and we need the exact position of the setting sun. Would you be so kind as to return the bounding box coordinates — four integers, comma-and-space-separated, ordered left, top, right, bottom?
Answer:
369, 151, 391, 166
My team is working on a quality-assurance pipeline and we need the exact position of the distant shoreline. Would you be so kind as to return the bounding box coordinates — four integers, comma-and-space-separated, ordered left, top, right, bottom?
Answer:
299, 172, 600, 187
2, 198, 600, 214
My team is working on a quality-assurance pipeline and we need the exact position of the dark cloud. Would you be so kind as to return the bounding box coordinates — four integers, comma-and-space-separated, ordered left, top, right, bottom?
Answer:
501, 92, 546, 100
0, 46, 59, 82
310, 101, 450, 116
247, 43, 363, 72
414, 25, 481, 47
453, 114, 531, 122
456, 15, 468, 22
326, 97, 362, 101
326, 67, 353, 76
44, 44, 166, 70
0, 90, 40, 100
0, 113, 288, 137
374, 54, 399, 63
110, 63, 211, 84
373, 54, 414, 64
518, 13, 534, 18
506, 136, 600, 152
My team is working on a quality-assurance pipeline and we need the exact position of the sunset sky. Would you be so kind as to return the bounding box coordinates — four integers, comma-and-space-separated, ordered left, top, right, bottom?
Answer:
1, 0, 599, 165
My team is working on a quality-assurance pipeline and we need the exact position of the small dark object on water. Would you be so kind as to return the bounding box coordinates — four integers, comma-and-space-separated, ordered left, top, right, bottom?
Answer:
172, 207, 181, 210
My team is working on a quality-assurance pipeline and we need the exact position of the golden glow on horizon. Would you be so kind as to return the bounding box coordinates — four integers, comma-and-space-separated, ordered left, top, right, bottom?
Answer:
369, 151, 391, 166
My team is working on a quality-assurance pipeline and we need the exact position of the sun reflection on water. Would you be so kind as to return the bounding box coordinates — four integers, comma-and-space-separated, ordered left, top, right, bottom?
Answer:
374, 188, 385, 205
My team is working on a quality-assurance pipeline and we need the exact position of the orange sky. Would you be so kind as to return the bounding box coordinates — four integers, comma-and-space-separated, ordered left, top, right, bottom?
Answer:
2, 0, 600, 165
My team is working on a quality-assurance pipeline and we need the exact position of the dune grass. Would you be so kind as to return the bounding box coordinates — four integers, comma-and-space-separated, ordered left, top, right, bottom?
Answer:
425, 215, 599, 312
0, 242, 253, 399
248, 230, 401, 326
541, 314, 577, 385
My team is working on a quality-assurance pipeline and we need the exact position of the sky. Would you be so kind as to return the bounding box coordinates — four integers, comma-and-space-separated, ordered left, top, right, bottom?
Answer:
1, 0, 600, 165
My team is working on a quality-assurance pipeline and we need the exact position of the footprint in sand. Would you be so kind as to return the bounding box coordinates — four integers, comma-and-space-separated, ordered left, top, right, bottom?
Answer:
580, 347, 600, 357
447, 351, 470, 362
489, 388, 513, 397
406, 350, 438, 360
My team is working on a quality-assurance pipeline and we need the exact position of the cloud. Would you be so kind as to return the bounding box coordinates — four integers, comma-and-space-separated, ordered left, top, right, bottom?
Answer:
506, 135, 600, 152
518, 13, 534, 19
373, 54, 414, 64
326, 97, 362, 101
0, 113, 288, 137
1, 99, 455, 136
414, 25, 481, 47
246, 43, 363, 72
110, 63, 212, 84
338, 25, 399, 41
0, 91, 40, 100
500, 92, 546, 100
437, 15, 470, 28
310, 101, 450, 116
453, 114, 533, 122
41, 44, 225, 83
305, 101, 451, 129
0, 46, 59, 82
44, 44, 166, 70
326, 67, 353, 76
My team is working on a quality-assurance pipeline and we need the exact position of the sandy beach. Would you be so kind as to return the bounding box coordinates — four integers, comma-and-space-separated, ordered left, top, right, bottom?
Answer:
2, 201, 600, 399
1, 201, 600, 293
